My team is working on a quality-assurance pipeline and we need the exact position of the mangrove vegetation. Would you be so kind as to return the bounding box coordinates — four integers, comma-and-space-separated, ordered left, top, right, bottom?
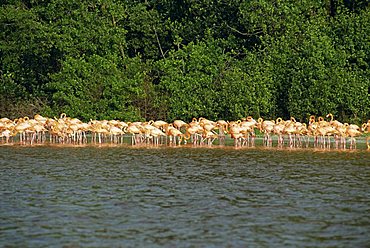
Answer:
1, 0, 369, 123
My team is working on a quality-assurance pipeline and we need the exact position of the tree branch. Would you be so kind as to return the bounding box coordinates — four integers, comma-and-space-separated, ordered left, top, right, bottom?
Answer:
112, 15, 125, 59
225, 23, 263, 37
153, 26, 165, 59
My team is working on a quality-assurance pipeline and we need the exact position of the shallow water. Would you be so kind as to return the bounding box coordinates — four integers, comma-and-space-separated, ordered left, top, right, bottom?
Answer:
0, 145, 369, 247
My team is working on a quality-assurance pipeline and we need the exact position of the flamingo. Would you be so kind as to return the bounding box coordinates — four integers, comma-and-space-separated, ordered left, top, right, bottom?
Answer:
317, 116, 328, 127
346, 125, 362, 149
0, 113, 368, 150
167, 125, 184, 145
215, 120, 228, 145
142, 121, 156, 143
75, 122, 91, 143
0, 117, 12, 123
184, 123, 203, 145
0, 129, 13, 143
14, 118, 32, 143
34, 114, 49, 125
189, 118, 200, 128
325, 114, 345, 147
257, 118, 275, 145
125, 123, 143, 145
283, 122, 297, 147
291, 118, 306, 146
0, 118, 15, 143
201, 130, 218, 145
173, 120, 187, 130
29, 123, 48, 144
363, 120, 370, 133
315, 125, 338, 148
228, 122, 244, 146
326, 113, 343, 128
273, 118, 285, 145
149, 127, 166, 145
109, 126, 125, 143
153, 120, 168, 133
239, 117, 257, 145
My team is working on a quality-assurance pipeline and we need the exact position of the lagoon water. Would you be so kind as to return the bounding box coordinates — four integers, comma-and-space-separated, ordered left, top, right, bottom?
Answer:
0, 144, 369, 247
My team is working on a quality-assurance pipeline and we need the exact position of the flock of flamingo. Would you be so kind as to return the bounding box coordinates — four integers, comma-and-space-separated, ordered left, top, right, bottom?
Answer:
0, 113, 369, 149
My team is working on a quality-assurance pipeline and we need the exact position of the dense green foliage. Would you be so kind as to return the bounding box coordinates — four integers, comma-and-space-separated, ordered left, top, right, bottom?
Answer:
1, 0, 369, 123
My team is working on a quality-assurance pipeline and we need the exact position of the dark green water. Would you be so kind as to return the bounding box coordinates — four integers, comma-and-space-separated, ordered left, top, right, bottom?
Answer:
0, 144, 369, 247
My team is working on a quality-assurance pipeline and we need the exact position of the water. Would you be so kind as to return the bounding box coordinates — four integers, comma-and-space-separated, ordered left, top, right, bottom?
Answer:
0, 144, 369, 247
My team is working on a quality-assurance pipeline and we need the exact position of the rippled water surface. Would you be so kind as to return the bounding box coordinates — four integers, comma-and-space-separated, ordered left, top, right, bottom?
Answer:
1, 144, 369, 247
